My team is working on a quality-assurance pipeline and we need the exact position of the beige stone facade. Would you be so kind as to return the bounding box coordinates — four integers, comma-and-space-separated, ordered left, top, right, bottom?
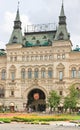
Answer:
0, 4, 80, 112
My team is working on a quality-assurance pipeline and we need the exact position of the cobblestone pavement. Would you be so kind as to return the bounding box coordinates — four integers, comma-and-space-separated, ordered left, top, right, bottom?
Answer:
0, 123, 80, 130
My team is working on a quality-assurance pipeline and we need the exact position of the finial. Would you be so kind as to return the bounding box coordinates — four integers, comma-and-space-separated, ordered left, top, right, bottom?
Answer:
17, 1, 20, 10
62, 0, 64, 6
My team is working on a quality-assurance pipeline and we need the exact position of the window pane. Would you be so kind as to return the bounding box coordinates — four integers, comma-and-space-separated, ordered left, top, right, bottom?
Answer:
0, 88, 4, 98
22, 56, 25, 61
41, 70, 45, 78
62, 54, 65, 59
59, 71, 63, 80
11, 91, 14, 96
59, 91, 63, 96
34, 69, 38, 78
28, 69, 32, 79
57, 55, 60, 59
72, 68, 76, 78
40, 56, 43, 60
21, 69, 25, 79
14, 57, 17, 61
78, 70, 80, 78
1, 70, 6, 80
48, 70, 52, 78
11, 72, 15, 80
10, 57, 13, 61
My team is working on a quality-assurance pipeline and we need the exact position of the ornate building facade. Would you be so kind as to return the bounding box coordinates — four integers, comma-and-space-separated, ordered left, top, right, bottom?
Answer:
0, 3, 80, 111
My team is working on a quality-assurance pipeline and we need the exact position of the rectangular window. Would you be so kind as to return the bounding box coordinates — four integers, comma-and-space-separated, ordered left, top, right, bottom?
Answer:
28, 71, 32, 79
22, 56, 25, 61
59, 71, 63, 81
40, 56, 43, 60
49, 55, 53, 60
31, 56, 34, 61
48, 70, 52, 78
10, 57, 13, 61
35, 56, 38, 61
26, 56, 29, 61
57, 54, 60, 59
41, 71, 46, 78
44, 55, 47, 60
1, 71, 6, 80
11, 91, 14, 96
62, 54, 65, 59
14, 57, 17, 61
72, 70, 76, 78
78, 70, 80, 78
21, 72, 25, 79
59, 91, 63, 96
34, 71, 38, 79
11, 72, 15, 81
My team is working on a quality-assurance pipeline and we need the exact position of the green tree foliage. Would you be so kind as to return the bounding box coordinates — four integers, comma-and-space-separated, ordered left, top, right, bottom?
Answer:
69, 85, 79, 98
48, 90, 60, 112
64, 85, 79, 113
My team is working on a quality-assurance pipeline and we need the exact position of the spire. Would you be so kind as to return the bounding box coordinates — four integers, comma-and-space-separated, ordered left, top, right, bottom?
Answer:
54, 2, 70, 41
8, 2, 22, 44
59, 2, 66, 25
15, 8, 20, 21
15, 1, 20, 21
14, 2, 21, 29
60, 2, 65, 16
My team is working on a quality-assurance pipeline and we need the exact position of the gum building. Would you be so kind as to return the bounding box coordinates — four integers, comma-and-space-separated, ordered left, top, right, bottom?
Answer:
0, 3, 80, 112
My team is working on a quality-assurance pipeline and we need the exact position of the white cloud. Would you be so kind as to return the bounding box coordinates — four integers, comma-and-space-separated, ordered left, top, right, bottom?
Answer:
0, 11, 31, 48
3, 12, 15, 33
2, 11, 31, 34
21, 14, 32, 33
0, 41, 6, 49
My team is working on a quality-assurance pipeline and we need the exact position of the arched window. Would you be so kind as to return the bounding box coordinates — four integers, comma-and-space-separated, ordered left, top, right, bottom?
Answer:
12, 36, 17, 43
21, 68, 25, 79
41, 68, 46, 78
72, 67, 76, 78
0, 87, 5, 98
1, 70, 6, 80
28, 68, 32, 79
58, 32, 64, 40
32, 36, 36, 40
43, 35, 47, 39
34, 68, 39, 79
36, 40, 40, 44
48, 68, 53, 78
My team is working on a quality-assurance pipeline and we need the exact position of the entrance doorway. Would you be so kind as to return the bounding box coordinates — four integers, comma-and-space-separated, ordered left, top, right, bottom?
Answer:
27, 89, 46, 112
9, 103, 14, 112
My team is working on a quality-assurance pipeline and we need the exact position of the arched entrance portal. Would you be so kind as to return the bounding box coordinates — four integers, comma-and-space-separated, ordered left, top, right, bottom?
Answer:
27, 89, 46, 112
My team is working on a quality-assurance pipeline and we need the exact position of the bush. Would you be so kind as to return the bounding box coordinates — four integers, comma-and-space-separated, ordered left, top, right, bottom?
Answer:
11, 116, 68, 122
0, 118, 11, 123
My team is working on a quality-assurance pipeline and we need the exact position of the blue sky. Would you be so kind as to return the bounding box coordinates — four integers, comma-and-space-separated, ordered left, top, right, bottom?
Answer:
0, 0, 80, 49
